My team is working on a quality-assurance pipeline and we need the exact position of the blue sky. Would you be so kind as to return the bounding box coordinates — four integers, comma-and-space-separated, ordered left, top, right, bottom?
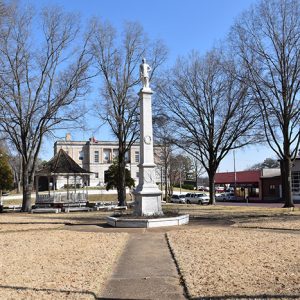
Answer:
30, 0, 273, 171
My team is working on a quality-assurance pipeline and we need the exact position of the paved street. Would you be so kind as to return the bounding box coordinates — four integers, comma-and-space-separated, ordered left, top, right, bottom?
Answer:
215, 201, 300, 208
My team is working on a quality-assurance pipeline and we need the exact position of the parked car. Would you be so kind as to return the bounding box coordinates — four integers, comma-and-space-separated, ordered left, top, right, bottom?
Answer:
215, 193, 227, 201
198, 186, 209, 192
216, 192, 238, 201
225, 193, 237, 201
215, 192, 224, 200
186, 193, 209, 205
185, 193, 194, 204
170, 194, 186, 204
215, 187, 225, 193
195, 193, 210, 205
216, 192, 236, 201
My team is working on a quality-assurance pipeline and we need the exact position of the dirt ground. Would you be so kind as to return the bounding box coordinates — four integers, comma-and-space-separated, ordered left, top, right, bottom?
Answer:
0, 215, 128, 299
168, 227, 300, 299
233, 218, 300, 230
1, 206, 300, 299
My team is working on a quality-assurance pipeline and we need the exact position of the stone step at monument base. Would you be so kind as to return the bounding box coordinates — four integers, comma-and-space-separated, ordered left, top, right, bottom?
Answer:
107, 214, 189, 228
31, 208, 61, 214
93, 204, 127, 211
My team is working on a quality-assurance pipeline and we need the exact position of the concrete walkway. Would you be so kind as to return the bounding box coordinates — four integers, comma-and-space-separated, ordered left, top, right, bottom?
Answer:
100, 231, 187, 300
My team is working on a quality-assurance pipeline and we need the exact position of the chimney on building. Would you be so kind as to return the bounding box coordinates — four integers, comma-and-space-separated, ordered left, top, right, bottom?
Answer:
65, 133, 71, 141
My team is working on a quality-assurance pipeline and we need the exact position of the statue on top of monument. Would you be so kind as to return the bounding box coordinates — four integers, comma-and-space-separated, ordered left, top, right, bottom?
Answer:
140, 58, 151, 89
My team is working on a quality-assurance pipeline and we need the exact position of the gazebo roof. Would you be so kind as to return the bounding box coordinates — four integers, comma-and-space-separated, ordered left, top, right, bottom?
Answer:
36, 149, 91, 176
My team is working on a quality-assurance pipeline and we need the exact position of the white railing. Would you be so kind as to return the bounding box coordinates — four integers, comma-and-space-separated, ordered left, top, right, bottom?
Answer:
36, 192, 87, 204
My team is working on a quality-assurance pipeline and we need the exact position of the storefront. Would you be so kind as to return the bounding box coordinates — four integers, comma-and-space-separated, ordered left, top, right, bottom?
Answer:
216, 161, 300, 202
215, 170, 261, 200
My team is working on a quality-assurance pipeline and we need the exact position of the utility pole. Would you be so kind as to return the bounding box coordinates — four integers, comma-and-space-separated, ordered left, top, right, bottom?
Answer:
195, 161, 198, 190
179, 168, 182, 194
233, 149, 237, 196
161, 166, 163, 201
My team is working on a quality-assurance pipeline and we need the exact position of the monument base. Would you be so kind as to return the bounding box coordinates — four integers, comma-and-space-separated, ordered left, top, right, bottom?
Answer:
133, 190, 163, 216
107, 214, 189, 228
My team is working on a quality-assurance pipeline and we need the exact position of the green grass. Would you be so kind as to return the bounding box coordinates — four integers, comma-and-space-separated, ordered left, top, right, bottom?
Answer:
87, 194, 133, 203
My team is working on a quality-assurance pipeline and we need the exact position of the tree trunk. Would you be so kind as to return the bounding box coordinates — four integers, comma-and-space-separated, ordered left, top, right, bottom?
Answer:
281, 157, 294, 208
17, 180, 21, 194
117, 141, 127, 206
164, 163, 168, 202
22, 169, 32, 212
208, 172, 215, 205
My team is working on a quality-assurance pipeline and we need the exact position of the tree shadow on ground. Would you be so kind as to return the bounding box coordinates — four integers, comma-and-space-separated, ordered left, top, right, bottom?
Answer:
191, 294, 300, 299
0, 284, 138, 300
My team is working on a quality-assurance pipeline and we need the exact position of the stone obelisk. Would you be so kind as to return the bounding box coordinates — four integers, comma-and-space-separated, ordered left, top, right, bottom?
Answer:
133, 59, 163, 216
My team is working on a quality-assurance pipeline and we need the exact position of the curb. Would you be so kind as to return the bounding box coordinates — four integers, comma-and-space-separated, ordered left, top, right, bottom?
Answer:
165, 232, 190, 300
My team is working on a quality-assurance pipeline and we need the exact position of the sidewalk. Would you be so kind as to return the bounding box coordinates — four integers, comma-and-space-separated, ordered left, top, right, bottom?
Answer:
100, 231, 187, 300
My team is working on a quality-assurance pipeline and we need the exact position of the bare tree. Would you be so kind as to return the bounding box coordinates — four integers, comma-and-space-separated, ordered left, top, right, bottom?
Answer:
153, 114, 173, 201
91, 20, 167, 206
157, 50, 259, 204
169, 153, 193, 187
9, 154, 22, 193
230, 0, 300, 207
191, 156, 206, 189
0, 4, 92, 211
247, 158, 280, 170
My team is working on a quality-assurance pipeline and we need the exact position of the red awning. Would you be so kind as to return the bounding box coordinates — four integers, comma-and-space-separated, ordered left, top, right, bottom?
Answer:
215, 170, 261, 184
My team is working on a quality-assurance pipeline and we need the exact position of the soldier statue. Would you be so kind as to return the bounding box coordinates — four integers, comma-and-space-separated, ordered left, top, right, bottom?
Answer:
140, 58, 151, 88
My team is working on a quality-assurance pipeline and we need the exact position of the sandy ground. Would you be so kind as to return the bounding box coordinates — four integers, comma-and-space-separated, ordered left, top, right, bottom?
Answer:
0, 211, 110, 224
0, 229, 128, 299
0, 223, 64, 232
233, 218, 300, 230
167, 204, 300, 218
167, 227, 300, 299
1, 207, 300, 299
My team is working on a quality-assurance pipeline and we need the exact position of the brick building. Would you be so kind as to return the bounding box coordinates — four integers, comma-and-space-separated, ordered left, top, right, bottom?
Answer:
215, 165, 300, 202
54, 134, 161, 188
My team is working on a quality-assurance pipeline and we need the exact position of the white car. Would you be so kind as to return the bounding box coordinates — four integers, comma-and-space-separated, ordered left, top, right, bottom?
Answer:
186, 193, 209, 205
170, 194, 186, 204
215, 193, 227, 201
216, 192, 236, 201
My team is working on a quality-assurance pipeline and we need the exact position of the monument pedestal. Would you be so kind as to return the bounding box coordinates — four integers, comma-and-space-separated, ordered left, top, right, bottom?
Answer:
133, 88, 163, 216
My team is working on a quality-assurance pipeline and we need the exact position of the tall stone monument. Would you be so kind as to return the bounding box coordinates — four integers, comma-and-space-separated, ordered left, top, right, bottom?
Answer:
133, 59, 163, 216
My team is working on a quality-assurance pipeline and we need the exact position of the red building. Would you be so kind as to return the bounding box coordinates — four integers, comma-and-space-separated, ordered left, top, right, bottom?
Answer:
215, 170, 261, 200
215, 169, 282, 201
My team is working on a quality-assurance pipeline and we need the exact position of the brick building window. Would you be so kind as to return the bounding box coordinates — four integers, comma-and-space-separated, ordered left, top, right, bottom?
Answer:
79, 151, 84, 160
125, 151, 130, 163
103, 149, 110, 163
135, 151, 139, 163
112, 149, 118, 160
95, 172, 99, 179
94, 151, 99, 163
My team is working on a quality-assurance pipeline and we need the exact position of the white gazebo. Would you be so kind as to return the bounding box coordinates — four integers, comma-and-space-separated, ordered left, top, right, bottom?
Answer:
35, 149, 91, 208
